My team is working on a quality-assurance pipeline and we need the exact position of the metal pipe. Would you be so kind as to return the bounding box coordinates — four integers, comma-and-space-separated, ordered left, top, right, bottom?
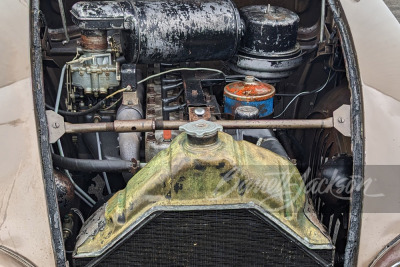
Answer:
57, 0, 70, 44
96, 132, 112, 195
117, 70, 144, 182
319, 0, 326, 43
54, 65, 67, 114
220, 118, 333, 129
65, 118, 333, 134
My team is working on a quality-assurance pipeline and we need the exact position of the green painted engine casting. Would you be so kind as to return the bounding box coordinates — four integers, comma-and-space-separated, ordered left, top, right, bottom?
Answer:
74, 130, 332, 257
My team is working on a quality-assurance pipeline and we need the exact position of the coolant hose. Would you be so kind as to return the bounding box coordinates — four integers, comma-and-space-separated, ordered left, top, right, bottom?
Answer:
256, 130, 290, 160
52, 153, 133, 173
235, 129, 289, 159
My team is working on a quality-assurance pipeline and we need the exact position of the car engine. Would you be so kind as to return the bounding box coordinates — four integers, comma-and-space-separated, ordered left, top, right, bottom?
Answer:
40, 0, 353, 265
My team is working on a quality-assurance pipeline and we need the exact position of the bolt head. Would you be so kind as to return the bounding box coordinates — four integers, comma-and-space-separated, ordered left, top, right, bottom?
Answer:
338, 117, 345, 123
52, 122, 60, 128
194, 107, 205, 116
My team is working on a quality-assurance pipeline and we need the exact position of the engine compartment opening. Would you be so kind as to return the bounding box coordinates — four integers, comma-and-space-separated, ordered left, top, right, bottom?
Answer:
37, 0, 354, 265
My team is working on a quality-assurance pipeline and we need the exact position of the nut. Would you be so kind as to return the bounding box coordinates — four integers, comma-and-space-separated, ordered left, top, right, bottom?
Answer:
244, 76, 256, 84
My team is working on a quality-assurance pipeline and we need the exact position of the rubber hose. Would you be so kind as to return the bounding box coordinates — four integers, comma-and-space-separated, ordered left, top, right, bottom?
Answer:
46, 100, 104, 117
52, 153, 133, 173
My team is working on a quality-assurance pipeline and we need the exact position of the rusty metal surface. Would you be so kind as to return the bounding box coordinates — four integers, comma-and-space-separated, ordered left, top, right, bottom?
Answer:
188, 107, 211, 122
224, 79, 275, 102
181, 70, 207, 107
48, 25, 81, 42
224, 77, 275, 117
145, 68, 182, 162
64, 117, 334, 134
80, 30, 108, 51
54, 170, 75, 217
74, 130, 332, 257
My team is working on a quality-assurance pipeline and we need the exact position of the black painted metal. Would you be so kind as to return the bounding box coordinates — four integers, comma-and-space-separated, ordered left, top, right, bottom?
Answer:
317, 155, 353, 207
120, 64, 137, 89
229, 5, 303, 81
70, 1, 125, 30
326, 1, 365, 266
239, 5, 300, 56
31, 0, 66, 265
160, 71, 185, 120
72, 0, 241, 64
51, 154, 133, 173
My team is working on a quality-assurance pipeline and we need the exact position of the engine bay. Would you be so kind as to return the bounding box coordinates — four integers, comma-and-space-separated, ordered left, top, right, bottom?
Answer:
39, 0, 353, 265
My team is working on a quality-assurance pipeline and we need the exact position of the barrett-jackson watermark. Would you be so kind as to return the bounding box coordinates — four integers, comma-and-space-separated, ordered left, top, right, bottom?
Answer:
212, 165, 392, 212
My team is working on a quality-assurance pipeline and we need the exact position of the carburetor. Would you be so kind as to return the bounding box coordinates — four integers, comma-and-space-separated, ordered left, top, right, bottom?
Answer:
69, 30, 120, 97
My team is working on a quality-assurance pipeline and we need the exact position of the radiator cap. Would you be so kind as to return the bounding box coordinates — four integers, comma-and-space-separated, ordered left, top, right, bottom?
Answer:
179, 120, 223, 145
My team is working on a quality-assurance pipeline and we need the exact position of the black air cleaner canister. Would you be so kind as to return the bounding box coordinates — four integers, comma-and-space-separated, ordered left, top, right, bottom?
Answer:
229, 5, 303, 82
239, 5, 300, 56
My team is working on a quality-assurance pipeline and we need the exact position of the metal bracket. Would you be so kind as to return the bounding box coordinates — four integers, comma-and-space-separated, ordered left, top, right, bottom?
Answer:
46, 110, 66, 143
333, 104, 351, 137
122, 91, 139, 106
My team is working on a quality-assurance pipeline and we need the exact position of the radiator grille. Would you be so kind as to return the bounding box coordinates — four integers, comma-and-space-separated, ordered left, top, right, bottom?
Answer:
75, 209, 333, 266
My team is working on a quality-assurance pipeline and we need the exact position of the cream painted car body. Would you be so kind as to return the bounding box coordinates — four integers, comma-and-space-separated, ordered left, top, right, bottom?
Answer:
340, 1, 400, 266
0, 0, 398, 266
0, 0, 56, 266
